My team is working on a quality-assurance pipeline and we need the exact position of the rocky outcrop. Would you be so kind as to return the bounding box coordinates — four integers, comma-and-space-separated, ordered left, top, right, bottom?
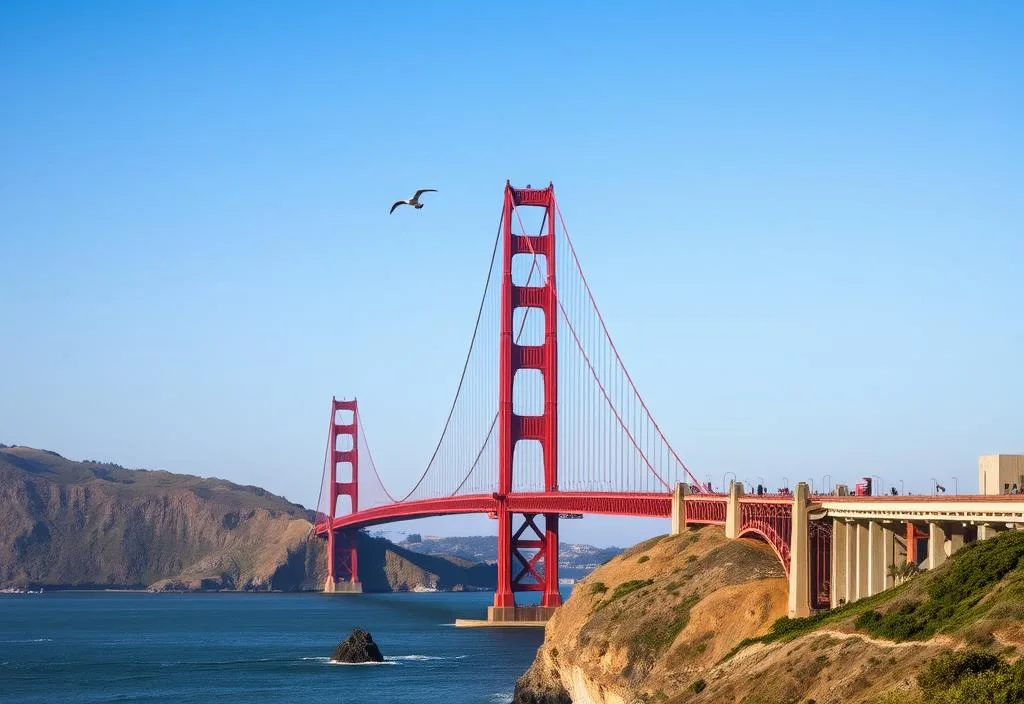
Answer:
512, 662, 572, 704
0, 446, 496, 593
330, 628, 385, 663
515, 527, 1024, 703
513, 527, 788, 704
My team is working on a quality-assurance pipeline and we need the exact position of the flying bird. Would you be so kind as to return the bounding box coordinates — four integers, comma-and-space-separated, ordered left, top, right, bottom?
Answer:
390, 188, 437, 214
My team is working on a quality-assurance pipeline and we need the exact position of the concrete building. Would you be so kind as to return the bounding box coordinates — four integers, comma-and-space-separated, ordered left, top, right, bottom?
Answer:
979, 454, 1024, 495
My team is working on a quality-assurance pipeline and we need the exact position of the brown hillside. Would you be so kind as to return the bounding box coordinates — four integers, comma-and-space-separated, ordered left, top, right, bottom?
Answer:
514, 526, 789, 703
517, 526, 1024, 704
0, 445, 495, 592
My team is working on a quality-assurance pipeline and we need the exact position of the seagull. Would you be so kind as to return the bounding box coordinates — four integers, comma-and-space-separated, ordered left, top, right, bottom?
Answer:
390, 188, 437, 214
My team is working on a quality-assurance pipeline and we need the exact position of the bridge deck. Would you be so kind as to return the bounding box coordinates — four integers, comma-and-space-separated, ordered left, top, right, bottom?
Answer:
314, 491, 676, 533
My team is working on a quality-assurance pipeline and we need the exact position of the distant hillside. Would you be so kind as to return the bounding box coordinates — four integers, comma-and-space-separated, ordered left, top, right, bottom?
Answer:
0, 445, 495, 592
398, 534, 623, 579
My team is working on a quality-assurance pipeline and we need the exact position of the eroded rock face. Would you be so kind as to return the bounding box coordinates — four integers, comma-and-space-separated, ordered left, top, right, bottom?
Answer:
512, 528, 789, 703
330, 628, 385, 663
513, 662, 572, 704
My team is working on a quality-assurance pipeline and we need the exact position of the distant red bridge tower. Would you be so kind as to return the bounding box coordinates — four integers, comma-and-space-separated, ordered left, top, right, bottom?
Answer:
323, 397, 362, 593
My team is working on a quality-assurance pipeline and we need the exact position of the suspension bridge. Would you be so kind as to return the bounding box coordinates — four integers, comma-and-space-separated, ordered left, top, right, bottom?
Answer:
314, 181, 1024, 623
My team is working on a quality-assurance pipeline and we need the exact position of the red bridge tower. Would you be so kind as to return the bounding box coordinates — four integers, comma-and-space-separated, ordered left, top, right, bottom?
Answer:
490, 181, 562, 621
324, 397, 362, 593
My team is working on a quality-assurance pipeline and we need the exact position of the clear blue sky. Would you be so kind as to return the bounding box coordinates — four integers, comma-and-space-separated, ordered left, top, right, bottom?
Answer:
2, 2, 1021, 546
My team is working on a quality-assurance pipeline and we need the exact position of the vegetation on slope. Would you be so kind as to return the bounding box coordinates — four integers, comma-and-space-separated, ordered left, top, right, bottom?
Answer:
688, 530, 1024, 704
728, 530, 1024, 659
519, 527, 1024, 704
910, 649, 1024, 704
856, 531, 1024, 642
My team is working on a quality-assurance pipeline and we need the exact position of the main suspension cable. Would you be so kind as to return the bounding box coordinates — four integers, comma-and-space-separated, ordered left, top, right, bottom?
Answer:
556, 205, 706, 493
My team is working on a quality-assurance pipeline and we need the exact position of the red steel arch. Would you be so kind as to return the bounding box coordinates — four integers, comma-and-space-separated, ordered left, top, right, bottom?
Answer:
739, 499, 793, 575
684, 495, 728, 525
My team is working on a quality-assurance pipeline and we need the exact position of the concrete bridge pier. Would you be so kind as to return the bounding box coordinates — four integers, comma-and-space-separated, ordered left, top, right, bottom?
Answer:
867, 521, 885, 597
830, 518, 903, 607
831, 519, 847, 608
881, 524, 897, 590
725, 481, 744, 538
323, 577, 363, 594
928, 522, 947, 570
979, 523, 1008, 540
670, 482, 690, 535
788, 482, 810, 618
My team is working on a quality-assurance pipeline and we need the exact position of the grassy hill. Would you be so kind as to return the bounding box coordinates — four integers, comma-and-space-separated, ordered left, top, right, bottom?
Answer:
514, 526, 1024, 704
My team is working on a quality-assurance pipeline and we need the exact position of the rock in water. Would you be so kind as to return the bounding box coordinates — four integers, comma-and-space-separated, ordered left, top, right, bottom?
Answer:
330, 628, 385, 663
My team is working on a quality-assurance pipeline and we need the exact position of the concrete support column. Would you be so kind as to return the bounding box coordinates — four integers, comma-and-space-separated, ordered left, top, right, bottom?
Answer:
787, 482, 810, 618
856, 522, 869, 601
979, 524, 1005, 540
831, 519, 848, 608
670, 482, 690, 535
724, 481, 744, 539
893, 530, 909, 568
948, 524, 966, 557
882, 524, 897, 590
868, 521, 885, 597
845, 521, 857, 604
928, 522, 947, 570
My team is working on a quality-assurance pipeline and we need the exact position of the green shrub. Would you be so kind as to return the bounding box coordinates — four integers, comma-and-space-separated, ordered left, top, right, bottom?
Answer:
933, 666, 1024, 704
917, 650, 1004, 696
632, 595, 700, 653
608, 579, 654, 602
857, 532, 1024, 641
690, 679, 707, 694
908, 649, 1024, 704
589, 581, 608, 596
638, 555, 650, 563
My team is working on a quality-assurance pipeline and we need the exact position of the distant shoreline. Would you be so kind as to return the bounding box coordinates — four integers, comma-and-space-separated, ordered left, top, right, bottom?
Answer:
0, 587, 495, 595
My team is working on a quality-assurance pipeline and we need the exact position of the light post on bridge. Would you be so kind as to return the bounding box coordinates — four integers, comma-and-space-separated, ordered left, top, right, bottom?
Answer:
806, 478, 815, 494
899, 479, 904, 496
822, 474, 832, 495
931, 477, 939, 495
781, 476, 789, 492
723, 472, 736, 492
952, 477, 959, 495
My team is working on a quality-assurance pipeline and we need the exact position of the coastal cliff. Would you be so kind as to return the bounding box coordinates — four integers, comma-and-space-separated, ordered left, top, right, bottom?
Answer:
514, 527, 788, 703
0, 445, 496, 592
515, 526, 1024, 704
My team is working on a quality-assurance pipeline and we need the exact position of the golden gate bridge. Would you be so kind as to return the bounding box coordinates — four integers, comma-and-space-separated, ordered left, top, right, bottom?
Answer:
312, 181, 1024, 623
312, 180, 809, 622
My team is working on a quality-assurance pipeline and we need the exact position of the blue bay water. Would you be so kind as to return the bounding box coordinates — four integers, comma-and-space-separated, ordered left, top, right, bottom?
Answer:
0, 591, 558, 703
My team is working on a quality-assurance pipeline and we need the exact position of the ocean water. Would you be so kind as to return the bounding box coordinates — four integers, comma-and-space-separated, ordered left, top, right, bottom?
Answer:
0, 591, 558, 703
